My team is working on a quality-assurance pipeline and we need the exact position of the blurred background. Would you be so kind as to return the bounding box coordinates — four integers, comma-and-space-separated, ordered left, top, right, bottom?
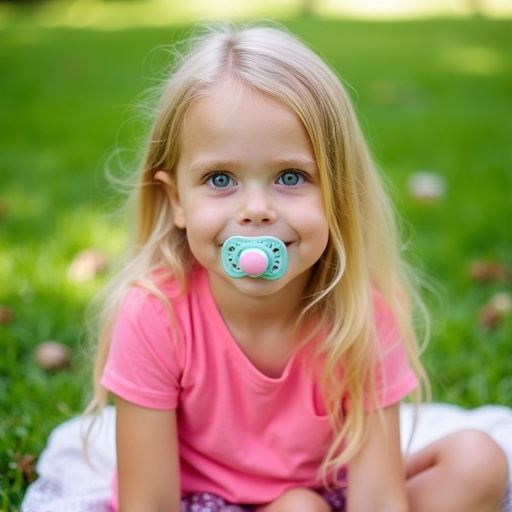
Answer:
0, 0, 511, 507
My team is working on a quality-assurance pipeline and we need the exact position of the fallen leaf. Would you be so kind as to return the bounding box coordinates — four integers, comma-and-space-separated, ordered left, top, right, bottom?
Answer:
469, 261, 511, 283
16, 453, 37, 483
34, 341, 71, 371
0, 305, 14, 324
478, 304, 502, 330
67, 248, 108, 283
478, 292, 512, 330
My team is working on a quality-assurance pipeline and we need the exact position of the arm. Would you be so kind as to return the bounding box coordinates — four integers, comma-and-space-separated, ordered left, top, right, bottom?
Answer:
115, 395, 181, 512
346, 403, 409, 512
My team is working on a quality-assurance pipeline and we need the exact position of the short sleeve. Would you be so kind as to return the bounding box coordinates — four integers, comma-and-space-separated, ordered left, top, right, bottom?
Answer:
366, 292, 418, 410
100, 287, 183, 410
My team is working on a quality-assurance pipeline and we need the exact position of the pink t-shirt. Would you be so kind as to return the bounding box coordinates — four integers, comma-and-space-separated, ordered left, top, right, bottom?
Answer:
101, 266, 417, 507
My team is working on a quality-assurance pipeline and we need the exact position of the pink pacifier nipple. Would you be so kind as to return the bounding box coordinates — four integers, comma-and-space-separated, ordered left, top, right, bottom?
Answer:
222, 236, 288, 280
239, 249, 269, 277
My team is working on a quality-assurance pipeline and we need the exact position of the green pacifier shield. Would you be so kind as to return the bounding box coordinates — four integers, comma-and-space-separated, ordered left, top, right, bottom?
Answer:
222, 236, 288, 280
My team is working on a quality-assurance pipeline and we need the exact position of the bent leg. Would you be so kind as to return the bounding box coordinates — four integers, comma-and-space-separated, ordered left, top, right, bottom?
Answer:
405, 429, 509, 512
255, 487, 330, 512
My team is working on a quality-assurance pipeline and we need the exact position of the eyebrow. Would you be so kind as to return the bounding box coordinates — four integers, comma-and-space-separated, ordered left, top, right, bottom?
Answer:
189, 157, 319, 174
189, 160, 242, 174
273, 157, 319, 172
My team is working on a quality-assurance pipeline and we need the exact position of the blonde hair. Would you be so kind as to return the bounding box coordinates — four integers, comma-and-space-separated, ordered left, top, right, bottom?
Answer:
86, 21, 429, 484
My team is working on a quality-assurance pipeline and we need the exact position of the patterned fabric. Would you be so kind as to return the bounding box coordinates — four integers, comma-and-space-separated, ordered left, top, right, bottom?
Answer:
318, 486, 347, 511
181, 492, 250, 511
181, 487, 347, 511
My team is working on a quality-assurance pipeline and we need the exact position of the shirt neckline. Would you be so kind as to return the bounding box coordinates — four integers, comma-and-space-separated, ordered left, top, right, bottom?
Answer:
195, 266, 301, 384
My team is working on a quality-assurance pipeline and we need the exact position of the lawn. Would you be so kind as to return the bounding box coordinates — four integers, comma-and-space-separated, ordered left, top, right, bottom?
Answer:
0, 6, 511, 509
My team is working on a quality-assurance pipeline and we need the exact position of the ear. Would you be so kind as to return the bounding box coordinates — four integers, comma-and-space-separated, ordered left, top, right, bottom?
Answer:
154, 170, 186, 229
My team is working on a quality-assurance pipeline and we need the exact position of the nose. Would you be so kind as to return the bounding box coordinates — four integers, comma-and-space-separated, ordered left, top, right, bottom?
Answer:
237, 186, 276, 226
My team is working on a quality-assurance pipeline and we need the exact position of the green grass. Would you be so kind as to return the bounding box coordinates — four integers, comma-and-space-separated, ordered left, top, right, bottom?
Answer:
1, 8, 511, 509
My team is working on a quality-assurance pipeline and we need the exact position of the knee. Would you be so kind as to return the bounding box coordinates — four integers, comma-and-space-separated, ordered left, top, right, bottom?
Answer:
259, 487, 330, 512
445, 429, 509, 498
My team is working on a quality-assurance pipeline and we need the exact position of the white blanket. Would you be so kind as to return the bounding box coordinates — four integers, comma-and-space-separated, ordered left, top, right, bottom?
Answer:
22, 403, 512, 512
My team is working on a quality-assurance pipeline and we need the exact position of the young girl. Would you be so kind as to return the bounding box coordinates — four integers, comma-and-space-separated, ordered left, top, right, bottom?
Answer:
87, 23, 509, 512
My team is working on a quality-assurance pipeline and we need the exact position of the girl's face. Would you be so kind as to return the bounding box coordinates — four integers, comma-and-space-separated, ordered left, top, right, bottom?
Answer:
170, 80, 329, 298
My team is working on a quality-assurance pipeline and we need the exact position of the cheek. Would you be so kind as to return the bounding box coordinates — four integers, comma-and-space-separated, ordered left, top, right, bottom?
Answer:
180, 203, 225, 243
297, 201, 329, 240
303, 211, 330, 258
314, 224, 330, 256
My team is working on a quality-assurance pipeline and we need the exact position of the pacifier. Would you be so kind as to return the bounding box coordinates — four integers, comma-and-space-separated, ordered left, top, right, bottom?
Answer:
222, 236, 288, 280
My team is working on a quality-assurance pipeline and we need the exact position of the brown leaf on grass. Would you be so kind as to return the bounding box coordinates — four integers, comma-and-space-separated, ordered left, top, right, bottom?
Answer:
0, 305, 14, 324
469, 261, 511, 283
67, 248, 108, 283
479, 305, 502, 330
34, 341, 72, 371
16, 453, 37, 483
478, 292, 512, 330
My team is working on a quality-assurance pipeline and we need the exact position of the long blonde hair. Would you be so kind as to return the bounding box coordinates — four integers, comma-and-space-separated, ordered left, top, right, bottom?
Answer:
86, 21, 429, 483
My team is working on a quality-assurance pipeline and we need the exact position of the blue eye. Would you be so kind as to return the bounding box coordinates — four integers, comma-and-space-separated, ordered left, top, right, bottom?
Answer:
208, 172, 233, 189
277, 170, 305, 187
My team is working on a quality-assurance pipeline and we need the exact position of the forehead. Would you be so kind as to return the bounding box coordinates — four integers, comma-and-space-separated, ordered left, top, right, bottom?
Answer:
182, 79, 293, 132
177, 79, 317, 167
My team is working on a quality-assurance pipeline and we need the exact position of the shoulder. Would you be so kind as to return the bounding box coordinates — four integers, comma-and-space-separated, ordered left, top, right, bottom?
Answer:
102, 268, 210, 408
112, 266, 216, 363
371, 289, 401, 341
119, 265, 206, 321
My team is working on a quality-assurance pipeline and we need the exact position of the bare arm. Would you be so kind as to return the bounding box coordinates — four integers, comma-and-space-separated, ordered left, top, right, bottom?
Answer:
346, 403, 409, 512
115, 395, 181, 512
